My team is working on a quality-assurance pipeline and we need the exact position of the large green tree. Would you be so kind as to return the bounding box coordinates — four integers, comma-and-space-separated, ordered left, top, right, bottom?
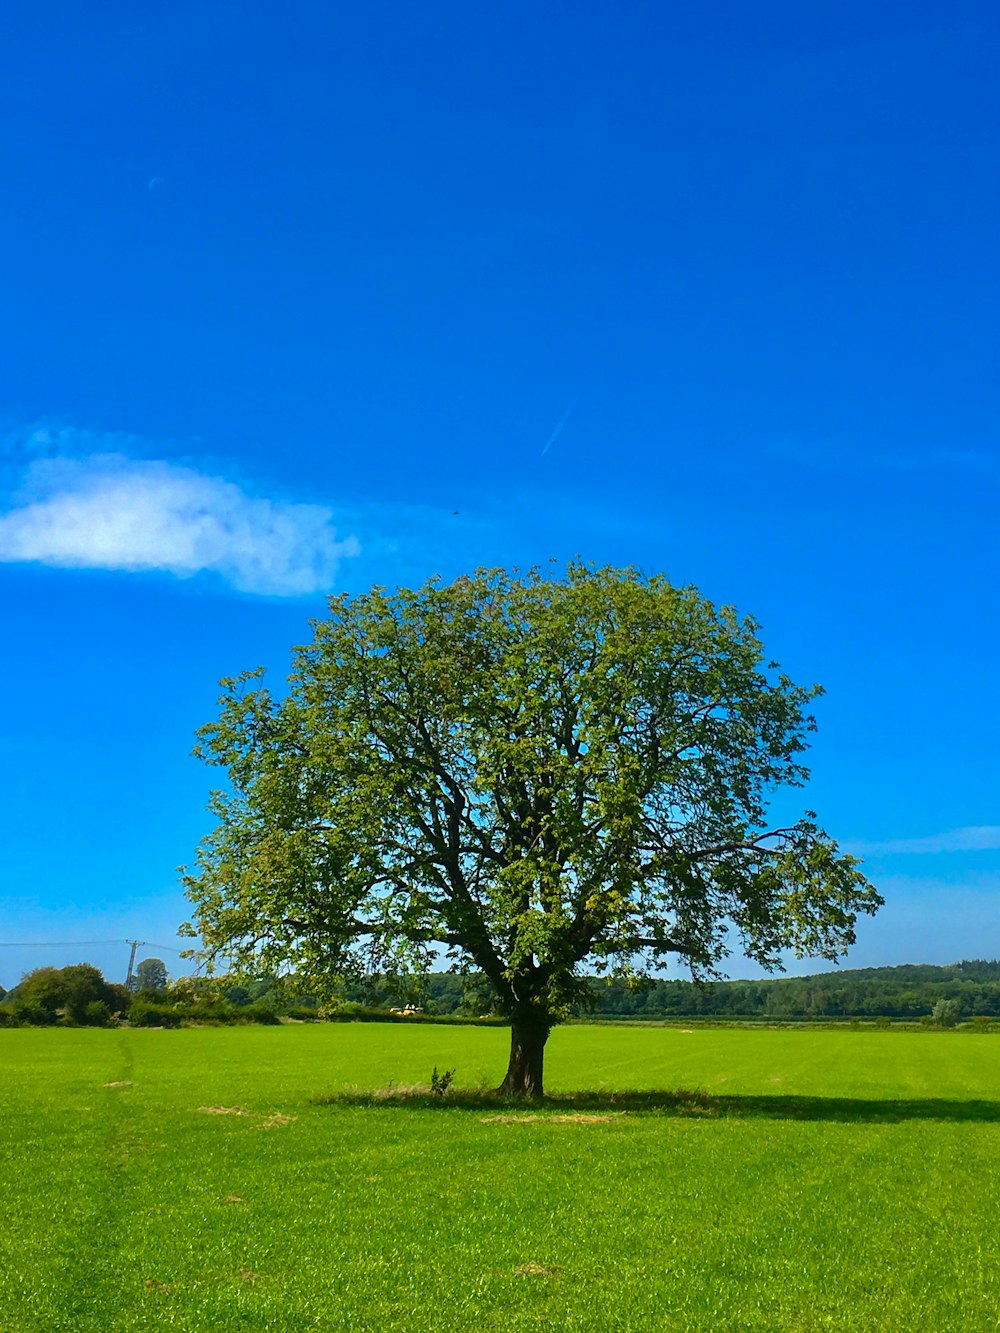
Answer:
134, 957, 168, 992
183, 565, 881, 1095
9, 964, 126, 1024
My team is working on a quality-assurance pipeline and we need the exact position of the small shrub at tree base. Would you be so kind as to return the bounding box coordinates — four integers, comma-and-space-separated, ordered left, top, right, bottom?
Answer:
430, 1066, 455, 1097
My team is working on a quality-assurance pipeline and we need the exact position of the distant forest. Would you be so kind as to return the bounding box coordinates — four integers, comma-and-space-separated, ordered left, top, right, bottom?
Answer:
399, 960, 1000, 1022
7, 958, 1000, 1026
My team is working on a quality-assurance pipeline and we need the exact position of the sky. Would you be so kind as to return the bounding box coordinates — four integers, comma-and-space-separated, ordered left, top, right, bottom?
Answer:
1, 0, 998, 989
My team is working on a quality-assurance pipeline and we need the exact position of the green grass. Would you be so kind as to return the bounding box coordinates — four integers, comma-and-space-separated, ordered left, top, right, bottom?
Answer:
3, 1024, 1000, 1330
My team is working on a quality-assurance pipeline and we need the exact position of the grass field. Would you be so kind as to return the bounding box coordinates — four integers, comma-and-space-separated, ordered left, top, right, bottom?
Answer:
4, 1023, 1000, 1331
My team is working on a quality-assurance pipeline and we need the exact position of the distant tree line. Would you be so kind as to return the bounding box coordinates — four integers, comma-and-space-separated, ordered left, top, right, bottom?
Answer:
0, 961, 328, 1027
4, 958, 1000, 1027
572, 960, 1000, 1021
403, 961, 1000, 1022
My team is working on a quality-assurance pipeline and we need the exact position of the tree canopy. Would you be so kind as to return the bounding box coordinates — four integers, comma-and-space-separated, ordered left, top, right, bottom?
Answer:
183, 564, 881, 1094
6, 964, 126, 1025
134, 957, 168, 992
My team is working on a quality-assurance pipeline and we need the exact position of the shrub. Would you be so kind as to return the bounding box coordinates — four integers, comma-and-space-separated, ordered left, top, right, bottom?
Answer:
81, 999, 111, 1026
180, 999, 230, 1023
106, 984, 132, 1016
430, 1066, 455, 1097
242, 1001, 282, 1024
933, 998, 961, 1028
2, 999, 51, 1026
280, 1005, 321, 1021
129, 1000, 181, 1028
10, 964, 126, 1024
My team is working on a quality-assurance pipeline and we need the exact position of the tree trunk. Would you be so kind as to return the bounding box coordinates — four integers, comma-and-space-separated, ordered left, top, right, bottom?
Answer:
498, 1019, 550, 1098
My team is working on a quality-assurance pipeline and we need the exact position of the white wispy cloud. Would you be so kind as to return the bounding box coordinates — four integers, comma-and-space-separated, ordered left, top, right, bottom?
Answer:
0, 439, 360, 596
849, 826, 1000, 856
771, 438, 997, 477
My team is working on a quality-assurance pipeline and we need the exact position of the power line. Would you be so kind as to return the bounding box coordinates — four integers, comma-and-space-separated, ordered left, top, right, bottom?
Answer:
0, 939, 127, 948
0, 937, 203, 992
0, 938, 190, 952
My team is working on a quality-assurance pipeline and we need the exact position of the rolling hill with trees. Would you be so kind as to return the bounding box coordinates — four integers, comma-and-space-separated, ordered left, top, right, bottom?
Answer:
412, 960, 1000, 1022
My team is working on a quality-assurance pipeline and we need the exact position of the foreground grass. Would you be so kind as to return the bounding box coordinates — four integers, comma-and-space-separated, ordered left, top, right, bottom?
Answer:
3, 1024, 1000, 1330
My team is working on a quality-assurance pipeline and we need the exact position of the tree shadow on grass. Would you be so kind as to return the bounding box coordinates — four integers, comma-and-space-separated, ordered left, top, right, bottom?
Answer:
314, 1086, 1000, 1124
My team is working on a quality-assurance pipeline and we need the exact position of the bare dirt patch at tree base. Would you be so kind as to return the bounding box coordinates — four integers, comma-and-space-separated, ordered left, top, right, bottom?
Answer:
481, 1112, 621, 1125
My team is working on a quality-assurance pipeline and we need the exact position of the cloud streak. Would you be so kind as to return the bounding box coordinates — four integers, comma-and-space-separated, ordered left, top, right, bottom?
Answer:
0, 448, 359, 596
772, 438, 998, 478
849, 826, 1000, 856
540, 402, 577, 458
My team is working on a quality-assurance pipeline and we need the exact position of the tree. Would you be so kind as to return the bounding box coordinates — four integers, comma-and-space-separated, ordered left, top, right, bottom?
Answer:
183, 564, 882, 1096
134, 957, 168, 992
9, 964, 126, 1024
932, 997, 961, 1028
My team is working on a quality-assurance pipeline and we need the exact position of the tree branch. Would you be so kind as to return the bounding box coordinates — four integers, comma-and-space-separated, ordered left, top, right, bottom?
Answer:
281, 916, 464, 948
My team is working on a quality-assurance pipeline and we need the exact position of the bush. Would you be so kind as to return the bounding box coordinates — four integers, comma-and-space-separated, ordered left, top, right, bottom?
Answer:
933, 998, 962, 1028
129, 1000, 181, 1028
242, 1001, 282, 1024
281, 1005, 323, 1021
179, 1000, 230, 1023
9, 964, 126, 1024
1, 999, 51, 1026
106, 984, 132, 1016
430, 1066, 455, 1096
81, 999, 111, 1026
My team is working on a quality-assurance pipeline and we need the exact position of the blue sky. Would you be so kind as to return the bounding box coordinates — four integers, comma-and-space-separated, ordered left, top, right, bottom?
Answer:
1, 1, 998, 989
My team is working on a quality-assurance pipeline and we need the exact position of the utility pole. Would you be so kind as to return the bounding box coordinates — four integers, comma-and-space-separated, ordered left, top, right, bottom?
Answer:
124, 939, 144, 991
